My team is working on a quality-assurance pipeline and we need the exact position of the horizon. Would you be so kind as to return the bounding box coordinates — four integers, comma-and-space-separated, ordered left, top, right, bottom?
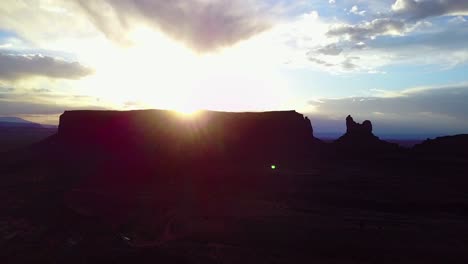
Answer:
1, 0, 468, 138
0, 108, 460, 140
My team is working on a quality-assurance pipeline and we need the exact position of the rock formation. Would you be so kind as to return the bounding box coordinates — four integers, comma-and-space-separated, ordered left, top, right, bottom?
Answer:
57, 109, 316, 162
335, 115, 398, 153
54, 109, 318, 227
346, 115, 373, 135
413, 134, 468, 157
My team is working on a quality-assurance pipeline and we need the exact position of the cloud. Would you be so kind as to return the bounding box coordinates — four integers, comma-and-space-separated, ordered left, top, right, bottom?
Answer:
341, 56, 359, 70
0, 52, 93, 80
0, 1, 97, 49
316, 43, 342, 55
312, 83, 468, 120
0, 86, 14, 92
327, 18, 406, 41
449, 15, 467, 24
306, 54, 360, 71
366, 25, 468, 66
31, 88, 51, 93
307, 57, 334, 67
0, 100, 106, 115
0, 87, 106, 117
350, 5, 366, 16
392, 0, 468, 20
308, 83, 468, 135
328, 1, 468, 43
73, 0, 274, 52
312, 0, 468, 73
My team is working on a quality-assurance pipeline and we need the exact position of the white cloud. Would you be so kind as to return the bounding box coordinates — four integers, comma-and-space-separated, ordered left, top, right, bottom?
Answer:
0, 0, 97, 47
449, 15, 467, 24
350, 5, 366, 16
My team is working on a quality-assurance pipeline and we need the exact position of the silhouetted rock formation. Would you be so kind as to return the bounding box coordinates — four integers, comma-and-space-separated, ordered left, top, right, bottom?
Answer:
53, 109, 319, 225
58, 109, 316, 162
335, 115, 398, 154
413, 134, 468, 157
346, 115, 372, 135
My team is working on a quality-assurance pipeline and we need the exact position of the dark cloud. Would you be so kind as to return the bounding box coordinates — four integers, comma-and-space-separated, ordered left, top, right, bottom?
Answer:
0, 86, 105, 116
316, 43, 343, 55
312, 85, 468, 119
0, 53, 93, 80
75, 0, 273, 52
392, 0, 468, 20
369, 26, 468, 51
31, 88, 51, 93
306, 53, 360, 71
327, 18, 406, 41
307, 56, 334, 67
365, 26, 468, 66
341, 57, 359, 70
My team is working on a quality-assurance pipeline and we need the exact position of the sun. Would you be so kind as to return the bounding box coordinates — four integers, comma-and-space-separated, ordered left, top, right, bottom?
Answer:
175, 109, 199, 116
79, 26, 290, 113
173, 105, 201, 117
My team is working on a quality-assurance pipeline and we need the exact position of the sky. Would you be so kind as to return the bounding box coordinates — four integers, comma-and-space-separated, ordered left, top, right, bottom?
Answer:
0, 0, 467, 138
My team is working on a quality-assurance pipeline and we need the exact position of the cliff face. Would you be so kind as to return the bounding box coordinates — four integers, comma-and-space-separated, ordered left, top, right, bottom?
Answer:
58, 109, 315, 162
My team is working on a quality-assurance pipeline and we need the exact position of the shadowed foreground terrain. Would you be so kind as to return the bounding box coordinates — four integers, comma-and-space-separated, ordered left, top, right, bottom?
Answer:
1, 109, 468, 263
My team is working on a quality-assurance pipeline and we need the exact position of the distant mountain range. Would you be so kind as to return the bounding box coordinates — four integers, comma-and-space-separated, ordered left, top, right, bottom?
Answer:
0, 117, 57, 128
0, 116, 33, 123
0, 117, 57, 152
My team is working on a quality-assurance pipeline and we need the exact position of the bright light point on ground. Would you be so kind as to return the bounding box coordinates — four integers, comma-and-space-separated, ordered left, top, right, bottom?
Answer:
271, 165, 277, 170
